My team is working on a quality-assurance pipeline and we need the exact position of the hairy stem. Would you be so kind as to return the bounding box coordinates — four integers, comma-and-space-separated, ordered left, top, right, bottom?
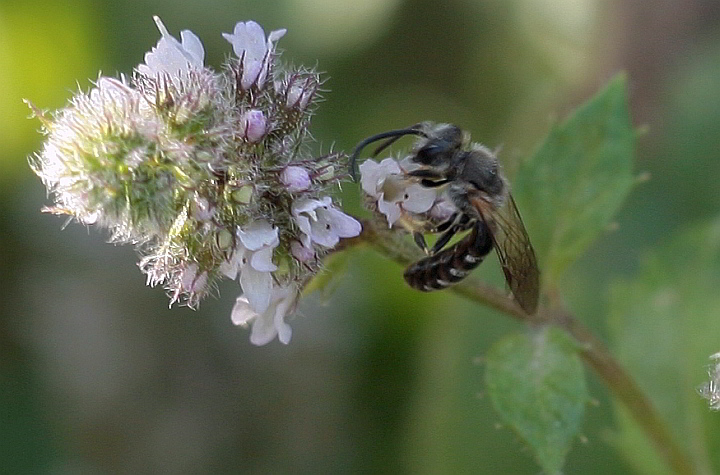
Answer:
355, 218, 695, 475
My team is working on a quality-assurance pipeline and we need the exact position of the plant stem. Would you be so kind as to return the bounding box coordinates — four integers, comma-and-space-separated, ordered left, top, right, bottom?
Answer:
356, 218, 696, 475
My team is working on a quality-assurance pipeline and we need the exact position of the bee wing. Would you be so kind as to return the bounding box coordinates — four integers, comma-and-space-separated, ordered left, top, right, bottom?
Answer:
475, 194, 540, 314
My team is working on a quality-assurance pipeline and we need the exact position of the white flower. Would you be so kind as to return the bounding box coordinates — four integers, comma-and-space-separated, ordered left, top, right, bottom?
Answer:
232, 284, 298, 345
223, 21, 286, 89
292, 196, 362, 249
280, 166, 311, 192
240, 109, 267, 143
221, 220, 279, 314
359, 158, 437, 227
137, 16, 205, 77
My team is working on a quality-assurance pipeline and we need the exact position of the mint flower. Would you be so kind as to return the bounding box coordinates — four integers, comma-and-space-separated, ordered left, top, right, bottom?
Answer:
221, 220, 279, 315
29, 17, 360, 345
359, 157, 438, 227
293, 197, 362, 249
222, 21, 286, 90
137, 16, 205, 77
231, 284, 298, 346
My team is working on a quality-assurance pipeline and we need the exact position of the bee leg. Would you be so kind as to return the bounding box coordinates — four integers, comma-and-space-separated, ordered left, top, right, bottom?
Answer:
431, 223, 461, 253
406, 169, 444, 179
421, 179, 451, 188
428, 213, 473, 253
406, 170, 451, 188
434, 213, 458, 233
413, 232, 430, 254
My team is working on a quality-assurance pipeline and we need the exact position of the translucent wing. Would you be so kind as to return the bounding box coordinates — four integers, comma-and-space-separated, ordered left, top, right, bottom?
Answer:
475, 194, 540, 314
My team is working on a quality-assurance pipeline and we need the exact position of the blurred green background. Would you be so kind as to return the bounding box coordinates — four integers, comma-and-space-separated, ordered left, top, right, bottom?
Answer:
2, 0, 720, 473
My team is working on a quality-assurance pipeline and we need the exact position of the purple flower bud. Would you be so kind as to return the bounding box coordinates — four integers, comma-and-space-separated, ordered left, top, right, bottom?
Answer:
241, 109, 267, 143
286, 83, 312, 110
290, 240, 315, 262
280, 166, 311, 192
180, 263, 208, 294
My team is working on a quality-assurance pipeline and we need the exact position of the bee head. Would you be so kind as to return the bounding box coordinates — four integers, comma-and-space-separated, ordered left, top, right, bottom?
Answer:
413, 124, 464, 168
461, 145, 507, 200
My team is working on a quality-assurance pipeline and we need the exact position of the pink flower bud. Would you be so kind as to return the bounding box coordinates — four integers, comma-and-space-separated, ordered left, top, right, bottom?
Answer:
290, 240, 315, 262
286, 83, 312, 110
280, 166, 311, 192
241, 109, 267, 143
181, 263, 208, 293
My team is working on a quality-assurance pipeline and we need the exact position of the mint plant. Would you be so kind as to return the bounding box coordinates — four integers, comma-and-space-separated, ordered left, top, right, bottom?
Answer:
29, 16, 715, 474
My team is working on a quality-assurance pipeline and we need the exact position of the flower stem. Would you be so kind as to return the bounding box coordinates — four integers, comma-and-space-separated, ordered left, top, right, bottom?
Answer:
355, 217, 695, 475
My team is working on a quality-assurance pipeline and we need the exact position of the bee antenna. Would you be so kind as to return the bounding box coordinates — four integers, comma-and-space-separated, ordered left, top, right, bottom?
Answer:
349, 127, 427, 181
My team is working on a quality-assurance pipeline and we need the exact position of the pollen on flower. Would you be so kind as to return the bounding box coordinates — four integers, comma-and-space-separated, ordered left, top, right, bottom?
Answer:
28, 16, 361, 345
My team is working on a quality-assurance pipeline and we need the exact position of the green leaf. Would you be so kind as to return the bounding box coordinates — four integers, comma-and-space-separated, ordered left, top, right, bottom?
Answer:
485, 327, 588, 474
513, 73, 635, 285
607, 218, 720, 474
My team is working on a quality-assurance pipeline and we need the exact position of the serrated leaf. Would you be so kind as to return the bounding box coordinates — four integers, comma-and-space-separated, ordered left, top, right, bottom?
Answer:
607, 218, 720, 474
513, 74, 635, 285
485, 326, 588, 474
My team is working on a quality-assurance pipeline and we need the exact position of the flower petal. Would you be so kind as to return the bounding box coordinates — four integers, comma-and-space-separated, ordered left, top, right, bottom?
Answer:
220, 258, 239, 280
359, 158, 401, 196
237, 220, 278, 250
138, 16, 204, 76
179, 29, 205, 65
294, 215, 313, 247
402, 183, 437, 213
273, 287, 296, 345
249, 313, 280, 346
377, 198, 402, 226
309, 225, 339, 247
267, 28, 287, 45
219, 248, 244, 280
240, 266, 272, 314
224, 21, 267, 62
250, 246, 278, 272
231, 296, 256, 326
291, 197, 323, 218
318, 206, 362, 238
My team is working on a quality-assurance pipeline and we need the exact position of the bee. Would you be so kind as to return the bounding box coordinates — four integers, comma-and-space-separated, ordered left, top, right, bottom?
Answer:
350, 122, 540, 314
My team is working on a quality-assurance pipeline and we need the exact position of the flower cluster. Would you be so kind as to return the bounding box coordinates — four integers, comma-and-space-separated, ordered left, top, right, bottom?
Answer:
698, 352, 720, 410
29, 17, 361, 345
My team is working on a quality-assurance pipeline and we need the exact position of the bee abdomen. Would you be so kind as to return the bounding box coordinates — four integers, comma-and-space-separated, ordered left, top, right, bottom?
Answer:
404, 222, 493, 292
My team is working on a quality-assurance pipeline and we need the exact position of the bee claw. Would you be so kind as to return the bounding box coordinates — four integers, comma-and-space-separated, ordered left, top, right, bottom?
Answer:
413, 231, 430, 254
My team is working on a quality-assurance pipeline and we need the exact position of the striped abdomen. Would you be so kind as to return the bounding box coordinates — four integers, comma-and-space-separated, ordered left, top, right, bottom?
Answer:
404, 221, 493, 292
